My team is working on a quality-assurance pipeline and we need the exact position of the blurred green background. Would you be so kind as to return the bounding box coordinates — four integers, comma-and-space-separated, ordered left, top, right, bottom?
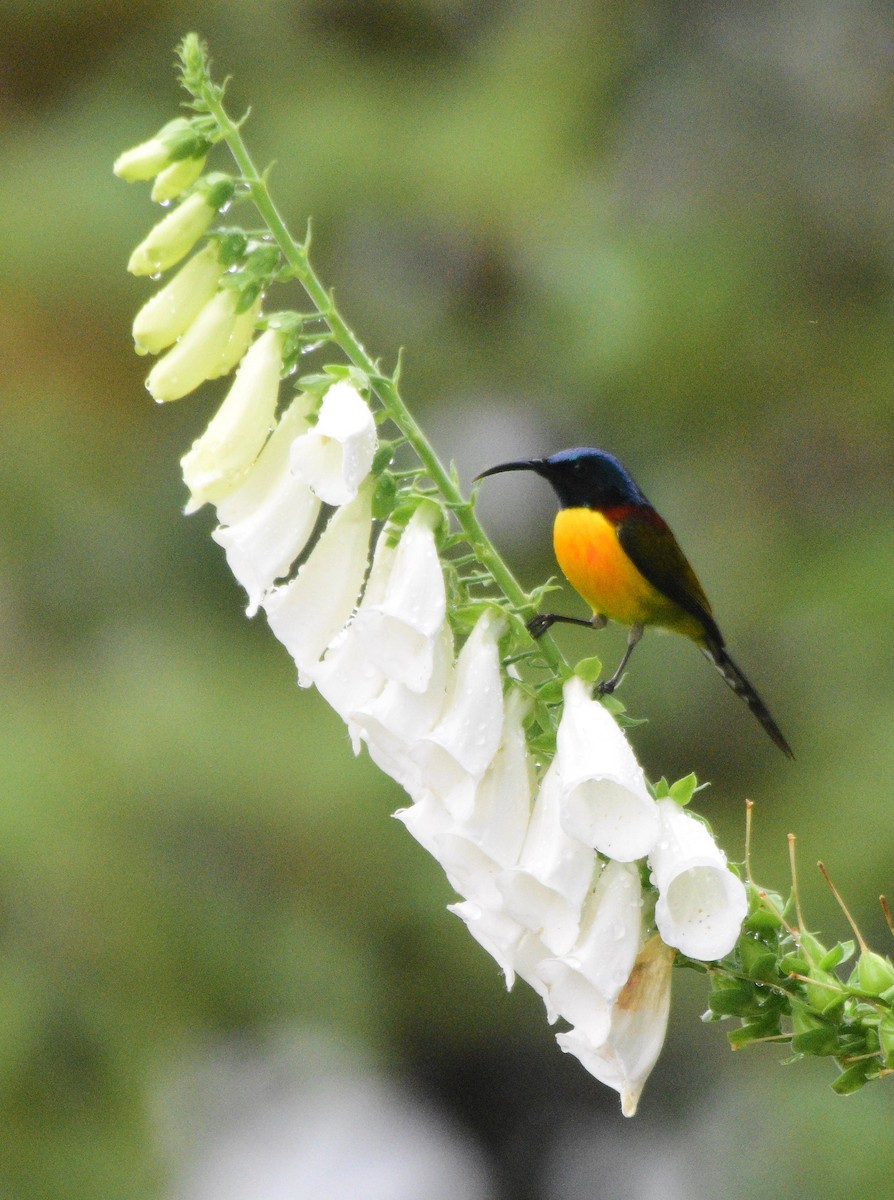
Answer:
2, 2, 894, 1197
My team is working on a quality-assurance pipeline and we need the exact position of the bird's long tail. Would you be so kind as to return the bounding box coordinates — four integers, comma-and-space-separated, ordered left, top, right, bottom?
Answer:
701, 640, 794, 760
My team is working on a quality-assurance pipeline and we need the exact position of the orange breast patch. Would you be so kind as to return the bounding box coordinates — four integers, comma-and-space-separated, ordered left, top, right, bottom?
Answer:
552, 507, 679, 628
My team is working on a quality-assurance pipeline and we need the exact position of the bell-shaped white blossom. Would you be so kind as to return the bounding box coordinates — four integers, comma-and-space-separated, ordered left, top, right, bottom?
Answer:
150, 153, 207, 203
180, 329, 282, 513
557, 859, 643, 1000
350, 504, 446, 692
310, 531, 399, 737
457, 685, 535, 864
132, 242, 224, 356
397, 797, 506, 912
557, 935, 674, 1117
535, 863, 643, 1049
262, 483, 373, 685
649, 799, 747, 960
497, 761, 597, 956
555, 676, 659, 862
127, 175, 234, 276
352, 623, 454, 800
290, 381, 377, 505
537, 962, 614, 1049
146, 290, 262, 403
211, 393, 322, 615
411, 611, 506, 815
449, 900, 551, 998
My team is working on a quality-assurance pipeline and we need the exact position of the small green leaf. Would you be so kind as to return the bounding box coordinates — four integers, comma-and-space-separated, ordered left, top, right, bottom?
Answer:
573, 656, 603, 684
791, 1026, 840, 1057
831, 1062, 874, 1095
668, 772, 699, 806
708, 984, 754, 1018
728, 1016, 782, 1049
819, 941, 855, 972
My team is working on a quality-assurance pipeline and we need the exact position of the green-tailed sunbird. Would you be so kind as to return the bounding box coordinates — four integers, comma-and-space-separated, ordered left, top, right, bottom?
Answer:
477, 447, 793, 758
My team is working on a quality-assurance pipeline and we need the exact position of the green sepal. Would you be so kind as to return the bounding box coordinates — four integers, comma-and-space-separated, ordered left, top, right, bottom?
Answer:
818, 941, 855, 972
372, 473, 398, 520
792, 1027, 841, 1057
780, 952, 809, 975
727, 1015, 782, 1049
806, 970, 846, 1015
537, 677, 566, 707
738, 933, 780, 982
877, 1012, 894, 1066
708, 983, 754, 1018
744, 889, 786, 935
798, 930, 828, 964
831, 1062, 874, 1095
210, 229, 250, 267
222, 244, 281, 311
790, 1006, 840, 1057
669, 772, 700, 807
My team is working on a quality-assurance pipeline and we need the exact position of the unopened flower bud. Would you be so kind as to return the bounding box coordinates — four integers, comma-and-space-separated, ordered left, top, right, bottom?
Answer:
127, 174, 234, 276
857, 950, 894, 998
146, 289, 261, 402
132, 242, 224, 356
114, 118, 203, 181
151, 153, 209, 203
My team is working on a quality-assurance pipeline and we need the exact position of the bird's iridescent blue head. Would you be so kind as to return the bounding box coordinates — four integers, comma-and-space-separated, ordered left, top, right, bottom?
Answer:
476, 447, 649, 510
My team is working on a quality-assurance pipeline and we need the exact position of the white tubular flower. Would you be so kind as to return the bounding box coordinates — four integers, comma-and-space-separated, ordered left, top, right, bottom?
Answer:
351, 504, 447, 692
555, 676, 659, 862
181, 329, 282, 514
459, 685, 535, 865
497, 761, 597, 956
649, 799, 747, 960
290, 380, 377, 505
146, 290, 262, 403
211, 394, 322, 615
114, 118, 205, 181
411, 610, 506, 815
560, 859, 643, 1000
262, 482, 373, 686
127, 175, 234, 276
397, 797, 505, 912
557, 934, 675, 1117
352, 623, 454, 800
311, 531, 398, 736
449, 900, 551, 998
132, 243, 224, 356
536, 962, 614, 1049
150, 154, 208, 203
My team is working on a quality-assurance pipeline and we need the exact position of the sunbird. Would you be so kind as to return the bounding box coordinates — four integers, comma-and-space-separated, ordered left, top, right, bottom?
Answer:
476, 447, 793, 758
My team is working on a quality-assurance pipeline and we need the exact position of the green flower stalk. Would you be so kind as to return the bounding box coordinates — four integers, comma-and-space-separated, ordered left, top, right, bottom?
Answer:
114, 34, 894, 1113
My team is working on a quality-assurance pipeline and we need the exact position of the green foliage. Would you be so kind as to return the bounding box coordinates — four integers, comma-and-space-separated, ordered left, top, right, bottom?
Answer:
701, 885, 894, 1095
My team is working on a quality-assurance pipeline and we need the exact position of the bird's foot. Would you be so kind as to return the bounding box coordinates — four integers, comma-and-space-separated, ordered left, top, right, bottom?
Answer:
526, 614, 554, 640
595, 678, 617, 696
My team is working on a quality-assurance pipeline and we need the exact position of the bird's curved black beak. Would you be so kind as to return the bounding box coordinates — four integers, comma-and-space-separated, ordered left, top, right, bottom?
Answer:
474, 458, 547, 482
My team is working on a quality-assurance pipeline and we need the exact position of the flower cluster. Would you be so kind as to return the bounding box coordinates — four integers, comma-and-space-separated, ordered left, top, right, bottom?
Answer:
116, 104, 751, 1116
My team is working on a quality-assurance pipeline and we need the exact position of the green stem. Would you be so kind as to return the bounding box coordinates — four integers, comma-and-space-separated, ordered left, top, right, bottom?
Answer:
201, 82, 569, 676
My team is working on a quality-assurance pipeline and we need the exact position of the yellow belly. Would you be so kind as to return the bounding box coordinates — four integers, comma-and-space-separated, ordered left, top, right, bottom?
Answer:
553, 508, 702, 638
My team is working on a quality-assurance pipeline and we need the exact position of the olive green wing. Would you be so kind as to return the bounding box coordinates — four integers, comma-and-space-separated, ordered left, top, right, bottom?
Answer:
617, 513, 723, 645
